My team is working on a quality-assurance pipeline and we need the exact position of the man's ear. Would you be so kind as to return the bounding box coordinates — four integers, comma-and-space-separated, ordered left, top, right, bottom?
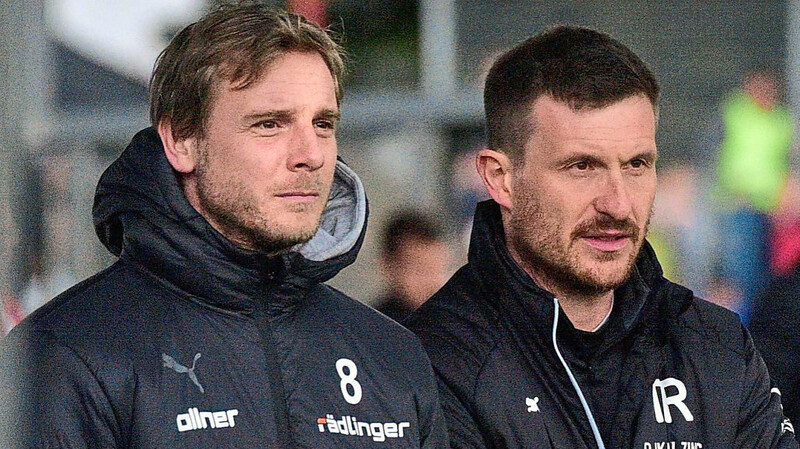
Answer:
476, 148, 514, 210
157, 120, 198, 174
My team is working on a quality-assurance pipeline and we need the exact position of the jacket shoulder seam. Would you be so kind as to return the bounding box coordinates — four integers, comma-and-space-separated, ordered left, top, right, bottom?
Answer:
470, 336, 504, 400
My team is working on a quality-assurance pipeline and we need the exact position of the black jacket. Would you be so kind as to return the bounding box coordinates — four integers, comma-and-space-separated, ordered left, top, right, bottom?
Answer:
0, 128, 448, 449
407, 200, 795, 449
750, 267, 800, 437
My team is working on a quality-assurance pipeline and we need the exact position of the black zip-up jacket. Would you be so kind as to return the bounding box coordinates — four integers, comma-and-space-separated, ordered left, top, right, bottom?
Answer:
407, 200, 796, 449
0, 128, 448, 449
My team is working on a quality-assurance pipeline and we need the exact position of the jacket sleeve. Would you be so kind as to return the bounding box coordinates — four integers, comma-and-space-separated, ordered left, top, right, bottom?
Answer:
0, 327, 123, 449
734, 325, 798, 449
418, 358, 451, 449
436, 376, 489, 449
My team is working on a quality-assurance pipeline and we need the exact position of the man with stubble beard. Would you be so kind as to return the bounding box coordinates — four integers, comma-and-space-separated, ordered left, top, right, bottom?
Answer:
0, 4, 447, 448
406, 25, 796, 449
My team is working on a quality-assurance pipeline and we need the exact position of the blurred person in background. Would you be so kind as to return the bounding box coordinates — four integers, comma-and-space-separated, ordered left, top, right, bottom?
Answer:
407, 25, 797, 449
750, 264, 800, 441
648, 164, 715, 298
0, 3, 447, 448
375, 210, 452, 323
713, 69, 795, 323
769, 174, 800, 277
750, 159, 800, 443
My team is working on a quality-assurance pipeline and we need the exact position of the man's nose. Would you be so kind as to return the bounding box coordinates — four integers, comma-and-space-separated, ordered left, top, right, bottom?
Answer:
593, 171, 634, 220
287, 124, 325, 171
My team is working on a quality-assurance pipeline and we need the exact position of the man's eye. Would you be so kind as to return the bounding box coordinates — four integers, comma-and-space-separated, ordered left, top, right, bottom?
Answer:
572, 161, 589, 171
315, 120, 335, 130
255, 120, 278, 129
630, 159, 647, 168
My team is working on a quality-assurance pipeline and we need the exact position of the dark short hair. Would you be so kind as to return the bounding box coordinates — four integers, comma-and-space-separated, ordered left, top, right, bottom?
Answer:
381, 211, 445, 259
150, 2, 345, 141
484, 25, 659, 162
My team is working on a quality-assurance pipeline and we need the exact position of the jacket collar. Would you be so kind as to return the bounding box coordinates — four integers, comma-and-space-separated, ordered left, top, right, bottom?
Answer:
92, 127, 368, 312
467, 200, 692, 347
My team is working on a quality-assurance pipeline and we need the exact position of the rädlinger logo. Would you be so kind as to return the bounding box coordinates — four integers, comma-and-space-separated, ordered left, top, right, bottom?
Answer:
317, 414, 410, 442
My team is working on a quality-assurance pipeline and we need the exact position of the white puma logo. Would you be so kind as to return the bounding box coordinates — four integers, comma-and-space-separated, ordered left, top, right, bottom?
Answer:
163, 353, 205, 393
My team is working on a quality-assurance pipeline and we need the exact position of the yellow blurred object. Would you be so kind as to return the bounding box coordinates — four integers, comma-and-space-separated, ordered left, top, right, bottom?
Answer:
647, 230, 677, 283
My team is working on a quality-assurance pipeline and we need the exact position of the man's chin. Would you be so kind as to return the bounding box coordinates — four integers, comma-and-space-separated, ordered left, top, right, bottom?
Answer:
583, 262, 636, 290
566, 252, 637, 291
239, 219, 320, 254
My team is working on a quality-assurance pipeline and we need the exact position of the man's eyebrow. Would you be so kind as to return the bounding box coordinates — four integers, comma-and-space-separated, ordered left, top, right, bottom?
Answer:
552, 148, 657, 166
240, 108, 341, 122
632, 150, 658, 163
241, 110, 293, 122
554, 152, 605, 166
316, 108, 341, 120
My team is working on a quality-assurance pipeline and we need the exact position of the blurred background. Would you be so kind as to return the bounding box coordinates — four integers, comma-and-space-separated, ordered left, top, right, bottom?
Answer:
3, 0, 800, 330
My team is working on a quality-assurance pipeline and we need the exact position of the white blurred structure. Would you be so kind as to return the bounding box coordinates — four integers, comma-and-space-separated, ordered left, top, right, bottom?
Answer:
47, 0, 205, 83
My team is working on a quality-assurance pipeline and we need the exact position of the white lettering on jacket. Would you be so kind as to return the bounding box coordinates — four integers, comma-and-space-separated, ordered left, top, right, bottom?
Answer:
652, 378, 694, 423
176, 407, 239, 432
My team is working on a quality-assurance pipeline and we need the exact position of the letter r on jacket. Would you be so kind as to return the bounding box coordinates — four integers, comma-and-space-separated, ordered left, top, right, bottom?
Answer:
652, 378, 695, 423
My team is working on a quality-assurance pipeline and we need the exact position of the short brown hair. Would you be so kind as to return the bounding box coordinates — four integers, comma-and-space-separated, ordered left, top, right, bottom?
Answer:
484, 25, 659, 162
150, 2, 345, 141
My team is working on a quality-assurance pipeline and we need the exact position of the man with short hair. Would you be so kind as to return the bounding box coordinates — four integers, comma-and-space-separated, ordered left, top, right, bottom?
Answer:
0, 4, 447, 448
407, 25, 796, 449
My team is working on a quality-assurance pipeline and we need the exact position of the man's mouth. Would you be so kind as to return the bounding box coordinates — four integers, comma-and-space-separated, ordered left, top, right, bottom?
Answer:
275, 191, 319, 203
580, 231, 633, 252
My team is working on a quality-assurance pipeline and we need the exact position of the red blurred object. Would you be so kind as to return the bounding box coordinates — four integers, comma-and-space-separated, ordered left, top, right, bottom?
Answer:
288, 0, 328, 27
2, 290, 25, 335
771, 218, 800, 276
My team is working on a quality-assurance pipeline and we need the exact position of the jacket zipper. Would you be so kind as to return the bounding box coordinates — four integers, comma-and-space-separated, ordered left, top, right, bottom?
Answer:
255, 297, 293, 449
552, 297, 607, 449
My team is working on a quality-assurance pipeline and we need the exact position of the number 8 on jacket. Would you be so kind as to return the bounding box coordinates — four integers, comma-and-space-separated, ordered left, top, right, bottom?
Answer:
336, 358, 362, 404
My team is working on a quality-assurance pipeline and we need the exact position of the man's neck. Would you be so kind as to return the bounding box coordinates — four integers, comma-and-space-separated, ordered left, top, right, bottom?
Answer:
507, 244, 615, 331
530, 271, 615, 332
556, 290, 614, 332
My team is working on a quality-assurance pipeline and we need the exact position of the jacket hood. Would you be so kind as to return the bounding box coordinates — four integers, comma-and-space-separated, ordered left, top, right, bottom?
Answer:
467, 200, 692, 344
92, 127, 367, 311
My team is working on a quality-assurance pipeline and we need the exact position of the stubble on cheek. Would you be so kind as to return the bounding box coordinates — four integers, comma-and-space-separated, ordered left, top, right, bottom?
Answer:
508, 189, 650, 296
